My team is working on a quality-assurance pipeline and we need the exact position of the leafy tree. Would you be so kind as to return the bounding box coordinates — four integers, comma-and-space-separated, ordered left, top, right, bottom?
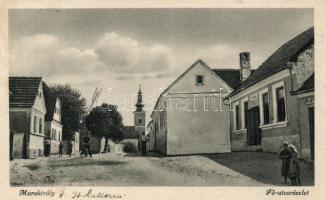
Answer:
85, 103, 124, 152
50, 84, 87, 140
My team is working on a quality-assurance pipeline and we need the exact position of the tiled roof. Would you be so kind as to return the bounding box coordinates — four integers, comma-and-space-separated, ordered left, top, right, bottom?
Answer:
229, 27, 314, 97
212, 69, 241, 89
9, 77, 42, 108
292, 73, 314, 95
124, 126, 138, 139
43, 82, 58, 121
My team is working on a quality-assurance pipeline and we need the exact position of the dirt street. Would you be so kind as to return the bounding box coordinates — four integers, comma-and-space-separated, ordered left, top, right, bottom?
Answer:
10, 153, 266, 186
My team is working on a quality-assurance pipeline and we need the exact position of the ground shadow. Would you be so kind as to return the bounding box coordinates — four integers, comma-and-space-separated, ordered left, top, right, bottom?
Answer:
125, 151, 164, 158
49, 159, 126, 168
205, 152, 314, 186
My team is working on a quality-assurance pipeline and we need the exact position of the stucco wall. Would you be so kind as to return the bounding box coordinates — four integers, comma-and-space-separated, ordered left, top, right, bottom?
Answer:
29, 134, 44, 157
151, 61, 232, 155
230, 73, 301, 154
166, 95, 231, 155
297, 94, 314, 159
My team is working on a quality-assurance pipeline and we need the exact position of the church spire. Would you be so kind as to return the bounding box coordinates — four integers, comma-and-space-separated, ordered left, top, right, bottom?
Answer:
135, 84, 144, 112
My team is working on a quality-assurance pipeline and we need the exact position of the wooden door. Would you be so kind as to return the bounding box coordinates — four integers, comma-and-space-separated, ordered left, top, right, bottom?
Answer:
247, 106, 261, 145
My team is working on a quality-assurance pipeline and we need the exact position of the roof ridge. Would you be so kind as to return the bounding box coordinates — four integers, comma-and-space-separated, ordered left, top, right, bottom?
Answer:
213, 68, 239, 71
229, 27, 314, 97
9, 76, 42, 79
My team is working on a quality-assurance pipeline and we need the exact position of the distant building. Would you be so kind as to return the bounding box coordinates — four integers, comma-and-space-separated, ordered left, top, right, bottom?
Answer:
43, 83, 63, 154
149, 59, 243, 155
9, 77, 46, 158
122, 126, 139, 152
134, 86, 146, 151
228, 27, 314, 159
120, 86, 146, 153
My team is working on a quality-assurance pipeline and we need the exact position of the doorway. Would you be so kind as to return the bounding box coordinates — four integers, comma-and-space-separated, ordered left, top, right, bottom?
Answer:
247, 106, 261, 145
308, 106, 314, 160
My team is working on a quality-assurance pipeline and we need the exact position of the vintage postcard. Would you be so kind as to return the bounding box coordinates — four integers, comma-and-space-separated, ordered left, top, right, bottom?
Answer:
0, 0, 325, 199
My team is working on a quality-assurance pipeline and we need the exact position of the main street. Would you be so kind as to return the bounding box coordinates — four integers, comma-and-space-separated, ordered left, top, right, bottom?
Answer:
11, 153, 266, 186
11, 152, 314, 186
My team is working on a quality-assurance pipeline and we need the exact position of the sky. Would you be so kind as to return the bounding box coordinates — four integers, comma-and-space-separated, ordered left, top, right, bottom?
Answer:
9, 8, 313, 126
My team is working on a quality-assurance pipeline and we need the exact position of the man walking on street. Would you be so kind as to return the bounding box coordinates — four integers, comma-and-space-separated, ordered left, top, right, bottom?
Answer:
83, 133, 92, 157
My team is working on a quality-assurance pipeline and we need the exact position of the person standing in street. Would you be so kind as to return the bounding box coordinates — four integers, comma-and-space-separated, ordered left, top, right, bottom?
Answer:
279, 141, 291, 184
141, 132, 148, 156
59, 142, 64, 158
83, 133, 92, 157
67, 141, 73, 157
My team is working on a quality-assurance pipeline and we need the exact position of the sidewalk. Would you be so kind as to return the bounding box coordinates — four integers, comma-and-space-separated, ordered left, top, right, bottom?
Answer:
206, 152, 314, 186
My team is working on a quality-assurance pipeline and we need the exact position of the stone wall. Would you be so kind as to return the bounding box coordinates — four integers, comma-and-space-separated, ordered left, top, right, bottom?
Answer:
291, 44, 314, 88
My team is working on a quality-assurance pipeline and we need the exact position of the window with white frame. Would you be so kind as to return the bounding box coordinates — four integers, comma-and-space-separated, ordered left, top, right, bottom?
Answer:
233, 102, 241, 131
259, 88, 270, 125
272, 82, 287, 123
241, 97, 249, 129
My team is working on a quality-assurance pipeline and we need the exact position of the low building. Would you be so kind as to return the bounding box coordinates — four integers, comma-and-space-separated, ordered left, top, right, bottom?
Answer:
9, 77, 47, 158
149, 59, 243, 155
43, 83, 63, 155
122, 126, 139, 152
62, 132, 80, 155
227, 27, 314, 159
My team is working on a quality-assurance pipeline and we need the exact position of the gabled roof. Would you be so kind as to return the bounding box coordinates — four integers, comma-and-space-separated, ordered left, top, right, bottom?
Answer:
229, 27, 314, 97
151, 59, 236, 117
124, 126, 138, 139
292, 73, 314, 95
43, 82, 58, 121
9, 77, 42, 108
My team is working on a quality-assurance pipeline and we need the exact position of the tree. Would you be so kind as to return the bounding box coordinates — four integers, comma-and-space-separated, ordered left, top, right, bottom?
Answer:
85, 103, 124, 152
50, 84, 87, 141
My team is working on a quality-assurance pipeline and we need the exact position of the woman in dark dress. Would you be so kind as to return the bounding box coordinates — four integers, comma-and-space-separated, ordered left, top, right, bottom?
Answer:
279, 142, 291, 184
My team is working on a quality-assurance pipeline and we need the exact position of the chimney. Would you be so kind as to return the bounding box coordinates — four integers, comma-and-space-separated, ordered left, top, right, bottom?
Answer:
240, 52, 251, 81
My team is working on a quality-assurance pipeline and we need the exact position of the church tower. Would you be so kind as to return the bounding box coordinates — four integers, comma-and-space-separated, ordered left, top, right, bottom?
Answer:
134, 85, 145, 138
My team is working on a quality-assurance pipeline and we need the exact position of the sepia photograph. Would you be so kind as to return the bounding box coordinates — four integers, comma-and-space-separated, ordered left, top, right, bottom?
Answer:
8, 8, 314, 188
